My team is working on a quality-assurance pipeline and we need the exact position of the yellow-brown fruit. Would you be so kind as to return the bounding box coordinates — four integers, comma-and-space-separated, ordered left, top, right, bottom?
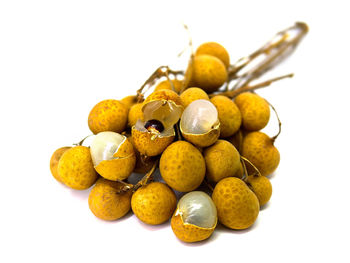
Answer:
88, 178, 132, 221
120, 95, 137, 110
154, 79, 183, 94
128, 103, 144, 127
179, 87, 209, 108
210, 95, 242, 138
131, 182, 177, 225
57, 146, 98, 190
234, 162, 244, 179
88, 99, 128, 134
195, 42, 230, 68
234, 92, 270, 131
90, 132, 136, 181
212, 177, 259, 230
190, 55, 227, 93
247, 175, 272, 206
227, 130, 244, 153
241, 131, 280, 176
50, 146, 71, 183
204, 140, 241, 183
131, 126, 174, 156
160, 141, 206, 192
171, 191, 217, 243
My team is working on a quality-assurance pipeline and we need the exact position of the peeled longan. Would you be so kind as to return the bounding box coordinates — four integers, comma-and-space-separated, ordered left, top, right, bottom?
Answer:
204, 140, 241, 183
160, 141, 206, 192
195, 42, 230, 68
131, 182, 177, 225
154, 79, 183, 94
88, 99, 128, 134
180, 87, 209, 108
50, 146, 71, 183
57, 146, 98, 190
242, 131, 280, 176
235, 92, 270, 131
190, 55, 227, 93
212, 177, 259, 230
247, 175, 272, 206
88, 178, 132, 221
210, 95, 242, 138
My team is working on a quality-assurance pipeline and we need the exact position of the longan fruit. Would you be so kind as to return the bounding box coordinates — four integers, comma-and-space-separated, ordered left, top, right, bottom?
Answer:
179, 87, 209, 108
50, 146, 71, 183
196, 42, 230, 68
234, 92, 270, 131
247, 176, 272, 206
154, 79, 183, 94
128, 103, 144, 127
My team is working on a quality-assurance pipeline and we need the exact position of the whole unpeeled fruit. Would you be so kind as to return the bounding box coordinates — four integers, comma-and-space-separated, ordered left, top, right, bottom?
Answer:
160, 141, 206, 192
131, 182, 177, 225
120, 95, 137, 110
154, 79, 183, 93
57, 146, 98, 190
210, 95, 242, 138
195, 42, 230, 68
247, 176, 272, 206
88, 99, 128, 134
88, 178, 132, 220
190, 55, 227, 93
50, 146, 71, 183
128, 103, 144, 127
204, 140, 240, 183
212, 177, 259, 230
179, 87, 209, 108
235, 92, 270, 131
241, 131, 280, 176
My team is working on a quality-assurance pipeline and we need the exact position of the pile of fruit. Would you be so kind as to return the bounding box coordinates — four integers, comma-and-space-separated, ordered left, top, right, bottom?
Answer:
50, 22, 308, 243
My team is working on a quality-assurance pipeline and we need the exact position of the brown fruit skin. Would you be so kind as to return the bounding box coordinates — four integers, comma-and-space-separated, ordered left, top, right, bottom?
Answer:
212, 177, 259, 230
234, 92, 270, 131
247, 176, 272, 206
241, 131, 280, 176
191, 55, 227, 93
143, 89, 183, 109
204, 140, 241, 183
179, 87, 209, 108
154, 79, 183, 94
131, 127, 174, 157
50, 147, 71, 183
128, 103, 144, 127
88, 178, 132, 221
227, 130, 243, 153
120, 95, 137, 110
171, 214, 215, 243
182, 127, 220, 148
159, 141, 206, 192
210, 96, 242, 138
88, 99, 128, 134
58, 146, 98, 190
195, 42, 230, 68
131, 182, 177, 225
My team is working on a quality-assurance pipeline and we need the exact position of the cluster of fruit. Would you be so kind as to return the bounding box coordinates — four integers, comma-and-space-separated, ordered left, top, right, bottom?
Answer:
50, 23, 307, 243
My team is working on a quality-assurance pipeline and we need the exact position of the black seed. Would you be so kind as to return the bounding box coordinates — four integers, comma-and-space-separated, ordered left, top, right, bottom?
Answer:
144, 119, 164, 133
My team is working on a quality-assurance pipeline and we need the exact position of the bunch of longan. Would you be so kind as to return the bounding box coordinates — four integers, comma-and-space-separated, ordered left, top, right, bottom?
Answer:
50, 23, 307, 243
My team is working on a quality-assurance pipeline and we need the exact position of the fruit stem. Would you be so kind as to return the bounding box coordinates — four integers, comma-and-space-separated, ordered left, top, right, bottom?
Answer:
132, 159, 159, 191
240, 156, 262, 177
227, 22, 308, 90
266, 100, 282, 143
73, 134, 94, 147
116, 180, 134, 194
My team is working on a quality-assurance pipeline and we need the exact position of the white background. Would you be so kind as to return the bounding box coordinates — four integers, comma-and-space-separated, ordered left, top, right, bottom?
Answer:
1, 0, 349, 262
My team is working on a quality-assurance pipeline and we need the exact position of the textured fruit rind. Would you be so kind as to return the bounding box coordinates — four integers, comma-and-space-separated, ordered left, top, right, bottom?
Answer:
171, 213, 215, 243
143, 89, 183, 109
58, 146, 98, 190
120, 95, 137, 110
241, 131, 280, 176
195, 42, 230, 68
204, 140, 241, 183
131, 126, 174, 157
154, 79, 183, 94
128, 103, 144, 127
247, 176, 272, 206
181, 126, 220, 148
50, 146, 71, 183
212, 177, 259, 230
88, 99, 128, 134
234, 92, 270, 131
159, 141, 206, 192
88, 178, 132, 221
179, 87, 209, 108
191, 55, 228, 93
131, 182, 177, 225
210, 96, 242, 138
95, 139, 136, 181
